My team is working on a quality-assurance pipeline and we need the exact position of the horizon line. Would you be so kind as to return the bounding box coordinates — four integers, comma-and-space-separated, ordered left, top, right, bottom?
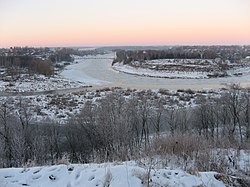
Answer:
1, 44, 250, 49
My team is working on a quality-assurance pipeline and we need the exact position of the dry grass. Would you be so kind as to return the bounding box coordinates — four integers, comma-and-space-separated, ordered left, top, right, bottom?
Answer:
132, 169, 152, 187
152, 133, 202, 158
150, 132, 247, 174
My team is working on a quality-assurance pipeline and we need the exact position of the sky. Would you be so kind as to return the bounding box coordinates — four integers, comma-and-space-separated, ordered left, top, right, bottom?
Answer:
0, 0, 250, 47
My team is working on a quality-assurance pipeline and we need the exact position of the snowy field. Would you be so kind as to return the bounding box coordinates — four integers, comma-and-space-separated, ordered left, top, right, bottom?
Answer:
113, 62, 208, 79
0, 161, 227, 187
0, 87, 207, 124
0, 90, 99, 124
0, 74, 88, 93
112, 59, 250, 79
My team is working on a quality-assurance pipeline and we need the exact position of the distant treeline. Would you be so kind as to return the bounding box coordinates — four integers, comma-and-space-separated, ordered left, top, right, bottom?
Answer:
113, 46, 250, 65
0, 56, 54, 76
113, 49, 218, 65
49, 48, 105, 63
49, 48, 74, 62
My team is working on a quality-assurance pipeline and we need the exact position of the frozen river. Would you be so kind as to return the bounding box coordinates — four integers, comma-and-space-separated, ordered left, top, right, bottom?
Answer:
61, 53, 250, 90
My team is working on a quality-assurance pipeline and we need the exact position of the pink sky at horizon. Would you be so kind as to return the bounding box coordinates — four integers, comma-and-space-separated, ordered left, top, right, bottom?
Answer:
0, 0, 250, 47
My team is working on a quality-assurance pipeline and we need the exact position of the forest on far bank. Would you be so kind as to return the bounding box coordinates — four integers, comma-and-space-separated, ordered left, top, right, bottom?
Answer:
113, 46, 250, 65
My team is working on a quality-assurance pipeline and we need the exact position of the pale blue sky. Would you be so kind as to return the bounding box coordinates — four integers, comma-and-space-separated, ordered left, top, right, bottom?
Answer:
1, 0, 249, 47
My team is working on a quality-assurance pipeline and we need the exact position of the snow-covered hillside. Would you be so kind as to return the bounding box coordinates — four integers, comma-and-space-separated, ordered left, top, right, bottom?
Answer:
0, 161, 227, 187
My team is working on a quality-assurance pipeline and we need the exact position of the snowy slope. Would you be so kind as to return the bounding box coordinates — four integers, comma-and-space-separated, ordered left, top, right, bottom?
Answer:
0, 161, 226, 187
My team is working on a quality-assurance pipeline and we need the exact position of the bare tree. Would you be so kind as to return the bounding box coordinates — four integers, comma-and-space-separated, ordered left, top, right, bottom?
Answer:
166, 107, 179, 135
0, 101, 18, 167
138, 96, 151, 150
243, 90, 250, 142
221, 84, 245, 144
151, 98, 164, 136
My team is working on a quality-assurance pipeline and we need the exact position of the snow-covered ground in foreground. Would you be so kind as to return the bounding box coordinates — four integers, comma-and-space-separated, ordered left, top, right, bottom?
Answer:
113, 63, 208, 79
0, 161, 226, 187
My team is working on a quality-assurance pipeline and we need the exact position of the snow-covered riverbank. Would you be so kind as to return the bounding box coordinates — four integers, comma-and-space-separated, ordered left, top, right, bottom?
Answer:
0, 53, 249, 94
112, 62, 208, 79
60, 53, 250, 90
